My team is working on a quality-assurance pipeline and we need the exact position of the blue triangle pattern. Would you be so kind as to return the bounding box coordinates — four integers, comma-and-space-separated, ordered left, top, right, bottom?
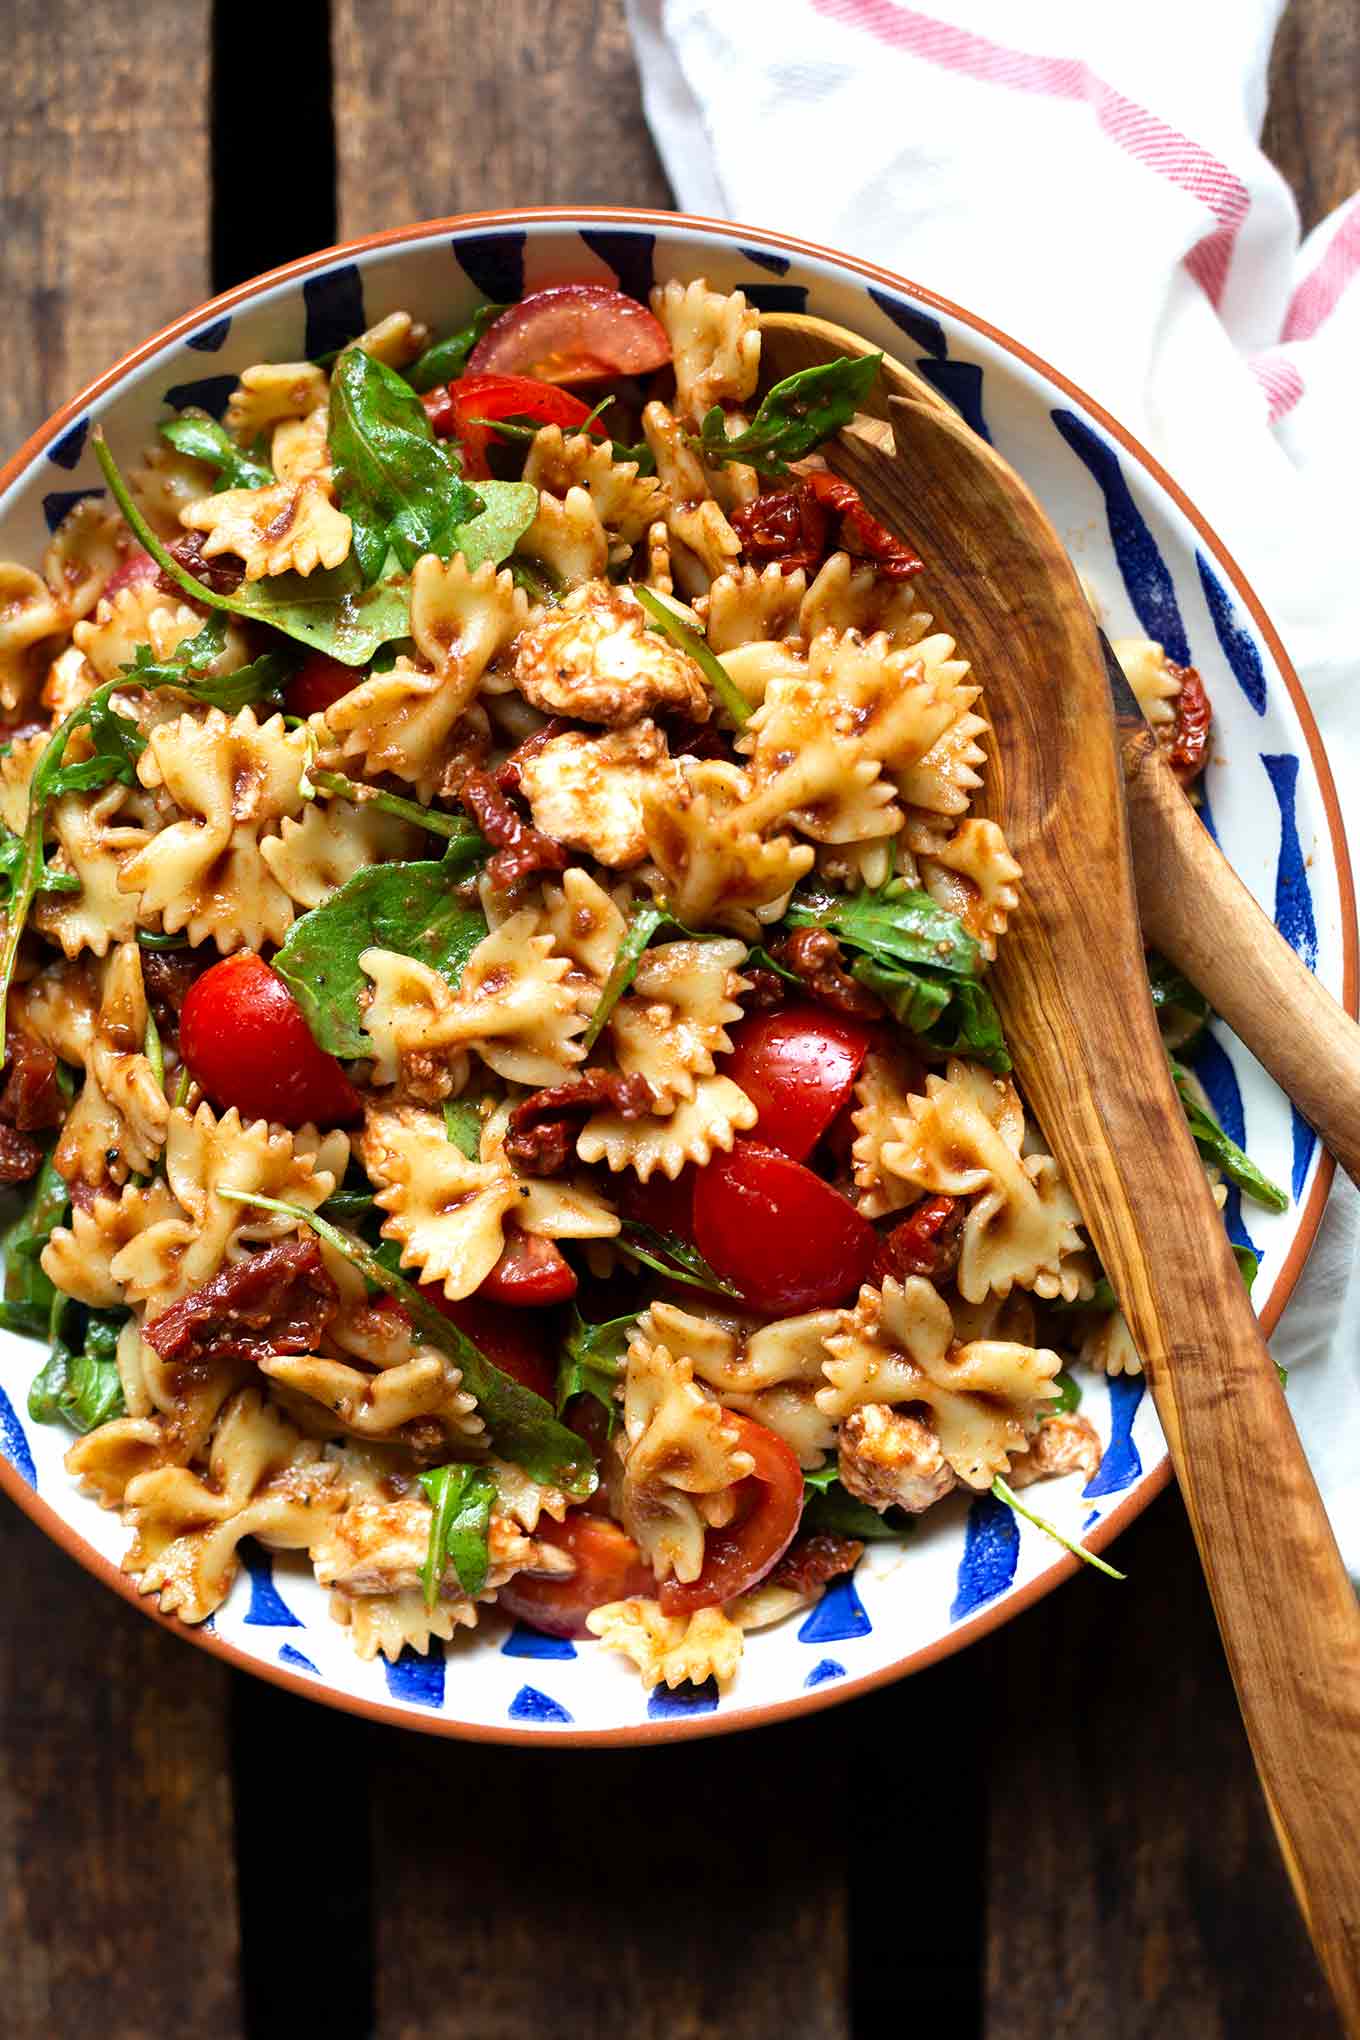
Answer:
501, 1622, 576, 1660
42, 487, 104, 534
453, 231, 526, 305
1050, 409, 1191, 666
866, 286, 947, 358
804, 1659, 845, 1689
950, 1490, 1019, 1620
47, 417, 89, 470
508, 1684, 573, 1724
186, 316, 232, 353
1084, 1373, 1146, 1498
647, 1678, 719, 1718
303, 265, 366, 360
915, 358, 992, 444
240, 1541, 302, 1627
279, 1643, 319, 1675
739, 245, 791, 275
579, 228, 655, 303
736, 282, 808, 315
383, 1642, 446, 1708
163, 375, 238, 419
0, 1385, 35, 1486
1195, 550, 1267, 713
798, 1575, 870, 1643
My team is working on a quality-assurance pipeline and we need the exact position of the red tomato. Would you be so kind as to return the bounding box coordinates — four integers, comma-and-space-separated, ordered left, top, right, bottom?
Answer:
285, 651, 360, 718
467, 284, 672, 386
102, 549, 159, 600
479, 1229, 577, 1306
497, 1512, 655, 1638
420, 1286, 557, 1399
658, 1414, 804, 1615
719, 1003, 874, 1161
693, 1142, 876, 1313
179, 953, 362, 1127
613, 1163, 697, 1239
871, 1194, 965, 1286
422, 373, 608, 478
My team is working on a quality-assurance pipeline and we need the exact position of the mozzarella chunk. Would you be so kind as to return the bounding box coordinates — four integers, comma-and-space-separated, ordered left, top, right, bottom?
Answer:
514, 581, 711, 726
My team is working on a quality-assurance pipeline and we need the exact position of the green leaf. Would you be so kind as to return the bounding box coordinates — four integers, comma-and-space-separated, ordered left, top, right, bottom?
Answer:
850, 955, 951, 1034
582, 900, 666, 1050
329, 343, 485, 582
117, 621, 295, 715
1051, 1369, 1082, 1416
0, 822, 78, 906
95, 432, 411, 667
308, 768, 487, 854
801, 1472, 907, 1542
0, 1151, 69, 1337
694, 353, 882, 476
788, 879, 981, 978
272, 860, 487, 1059
555, 1306, 634, 1430
443, 1100, 482, 1160
447, 479, 539, 572
1234, 1242, 1261, 1292
317, 1188, 376, 1224
214, 1190, 596, 1495
408, 304, 509, 392
418, 1462, 497, 1607
634, 584, 751, 727
1169, 1060, 1289, 1213
1147, 950, 1209, 1051
159, 410, 273, 492
991, 1474, 1126, 1581
28, 1310, 127, 1434
614, 1220, 741, 1298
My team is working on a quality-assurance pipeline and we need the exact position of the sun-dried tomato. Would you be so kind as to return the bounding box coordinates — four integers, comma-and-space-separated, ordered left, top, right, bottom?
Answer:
459, 767, 569, 890
871, 1195, 965, 1286
769, 1531, 865, 1596
494, 717, 576, 792
800, 471, 924, 580
0, 1031, 63, 1132
731, 485, 830, 576
156, 533, 244, 599
739, 968, 787, 1013
505, 1072, 655, 1176
1165, 662, 1212, 784
143, 1235, 338, 1366
141, 948, 212, 1040
770, 928, 884, 1020
0, 1124, 44, 1183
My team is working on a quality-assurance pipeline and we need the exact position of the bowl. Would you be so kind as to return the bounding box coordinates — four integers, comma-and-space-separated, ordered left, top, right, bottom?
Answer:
0, 207, 1351, 1744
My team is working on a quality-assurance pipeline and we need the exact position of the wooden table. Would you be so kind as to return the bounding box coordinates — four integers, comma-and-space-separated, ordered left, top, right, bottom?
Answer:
1, 4, 1356, 2033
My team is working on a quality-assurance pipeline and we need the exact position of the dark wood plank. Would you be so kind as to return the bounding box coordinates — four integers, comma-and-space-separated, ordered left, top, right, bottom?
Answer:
1, 0, 214, 460
1264, 0, 1360, 236
980, 1489, 1343, 2039
0, 8, 241, 2036
331, 0, 672, 235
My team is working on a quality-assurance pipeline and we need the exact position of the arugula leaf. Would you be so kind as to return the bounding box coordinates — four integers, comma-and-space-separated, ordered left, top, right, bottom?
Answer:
272, 860, 487, 1059
29, 1310, 127, 1434
308, 767, 487, 853
96, 432, 411, 666
849, 955, 951, 1034
447, 479, 539, 572
555, 1306, 634, 1430
1234, 1243, 1260, 1291
0, 823, 79, 907
159, 410, 273, 492
1147, 950, 1209, 1051
215, 1190, 595, 1494
801, 1470, 908, 1541
788, 879, 981, 978
118, 626, 295, 715
1169, 1060, 1288, 1213
317, 1188, 376, 1224
330, 344, 485, 582
408, 304, 509, 393
634, 584, 750, 727
991, 1474, 1125, 1580
582, 900, 666, 1050
418, 1462, 497, 1607
443, 1100, 482, 1159
694, 353, 882, 476
1050, 1368, 1082, 1415
0, 1152, 69, 1338
510, 559, 562, 607
615, 1220, 742, 1298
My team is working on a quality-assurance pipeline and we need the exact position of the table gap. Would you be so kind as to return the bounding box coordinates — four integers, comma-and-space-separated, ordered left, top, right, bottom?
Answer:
211, 0, 337, 293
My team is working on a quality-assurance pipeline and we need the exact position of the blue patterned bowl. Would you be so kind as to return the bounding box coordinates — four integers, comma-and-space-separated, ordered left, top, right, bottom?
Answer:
0, 209, 1351, 1743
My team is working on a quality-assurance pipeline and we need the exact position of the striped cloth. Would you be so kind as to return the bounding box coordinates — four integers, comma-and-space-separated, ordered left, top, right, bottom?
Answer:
628, 0, 1360, 1562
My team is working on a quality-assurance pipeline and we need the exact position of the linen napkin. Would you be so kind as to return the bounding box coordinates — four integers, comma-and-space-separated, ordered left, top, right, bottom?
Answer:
627, 0, 1360, 1564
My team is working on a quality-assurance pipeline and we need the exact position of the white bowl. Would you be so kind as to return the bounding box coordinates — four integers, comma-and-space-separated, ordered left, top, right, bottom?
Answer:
0, 208, 1351, 1744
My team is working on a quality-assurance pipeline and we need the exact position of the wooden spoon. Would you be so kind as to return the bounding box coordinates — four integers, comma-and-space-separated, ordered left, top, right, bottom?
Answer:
802, 387, 1360, 2024
762, 311, 1360, 1185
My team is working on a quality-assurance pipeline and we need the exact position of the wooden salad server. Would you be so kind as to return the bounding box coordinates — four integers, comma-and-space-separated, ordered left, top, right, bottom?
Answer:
761, 312, 1360, 1187
801, 381, 1360, 2024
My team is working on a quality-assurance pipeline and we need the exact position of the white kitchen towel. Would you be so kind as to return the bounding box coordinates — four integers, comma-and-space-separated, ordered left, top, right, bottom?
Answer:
627, 0, 1360, 1562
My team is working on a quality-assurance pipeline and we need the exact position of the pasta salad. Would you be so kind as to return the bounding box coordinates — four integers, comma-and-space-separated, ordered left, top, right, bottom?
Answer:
0, 277, 1285, 1692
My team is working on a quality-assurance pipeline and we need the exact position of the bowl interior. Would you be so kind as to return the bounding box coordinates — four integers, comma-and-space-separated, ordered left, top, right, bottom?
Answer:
0, 212, 1348, 1743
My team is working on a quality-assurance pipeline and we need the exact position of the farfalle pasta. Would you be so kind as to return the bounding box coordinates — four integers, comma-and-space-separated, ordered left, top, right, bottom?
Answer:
0, 271, 1277, 1691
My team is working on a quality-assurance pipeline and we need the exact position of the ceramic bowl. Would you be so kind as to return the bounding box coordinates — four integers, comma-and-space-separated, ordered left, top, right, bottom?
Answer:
0, 208, 1351, 1744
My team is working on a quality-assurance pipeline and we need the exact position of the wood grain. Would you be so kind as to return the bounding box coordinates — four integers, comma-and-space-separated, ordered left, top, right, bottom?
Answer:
0, 0, 213, 463
1264, 0, 1360, 235
0, 9, 242, 2038
331, 0, 673, 239
829, 394, 1360, 2027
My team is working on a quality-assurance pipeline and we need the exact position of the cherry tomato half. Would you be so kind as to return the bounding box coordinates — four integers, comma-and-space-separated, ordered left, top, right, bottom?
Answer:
613, 1163, 697, 1239
497, 1512, 654, 1638
693, 1142, 876, 1313
478, 1229, 578, 1306
719, 1003, 874, 1162
420, 1286, 557, 1400
179, 953, 362, 1128
102, 549, 160, 601
285, 651, 361, 719
422, 372, 609, 478
467, 284, 672, 386
658, 1413, 804, 1615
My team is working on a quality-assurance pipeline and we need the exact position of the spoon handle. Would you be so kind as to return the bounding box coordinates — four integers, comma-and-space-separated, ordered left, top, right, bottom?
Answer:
1122, 724, 1360, 1187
